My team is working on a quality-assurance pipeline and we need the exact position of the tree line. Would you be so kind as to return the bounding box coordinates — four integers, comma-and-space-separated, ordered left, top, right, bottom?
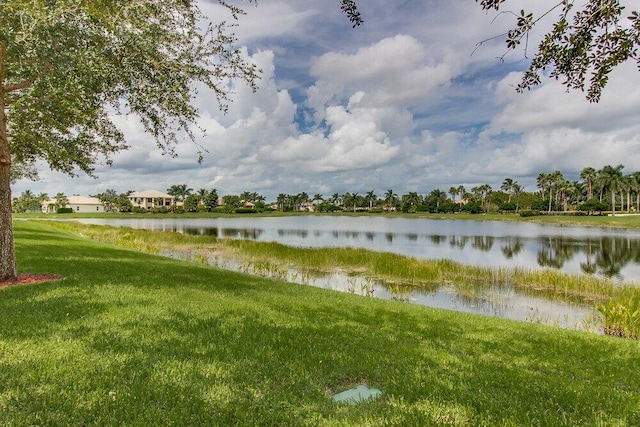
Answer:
12, 164, 640, 215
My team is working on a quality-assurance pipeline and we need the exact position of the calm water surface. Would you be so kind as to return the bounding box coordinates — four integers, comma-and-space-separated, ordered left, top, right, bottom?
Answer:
78, 216, 640, 283
73, 216, 640, 332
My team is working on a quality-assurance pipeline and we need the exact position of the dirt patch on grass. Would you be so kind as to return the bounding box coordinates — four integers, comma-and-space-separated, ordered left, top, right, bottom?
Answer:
0, 274, 61, 288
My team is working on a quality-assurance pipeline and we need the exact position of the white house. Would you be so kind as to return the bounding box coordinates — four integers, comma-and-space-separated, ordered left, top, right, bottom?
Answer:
42, 195, 105, 213
128, 190, 174, 210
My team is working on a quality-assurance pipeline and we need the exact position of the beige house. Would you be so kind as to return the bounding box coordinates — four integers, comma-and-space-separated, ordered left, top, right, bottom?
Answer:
42, 195, 105, 213
128, 190, 174, 210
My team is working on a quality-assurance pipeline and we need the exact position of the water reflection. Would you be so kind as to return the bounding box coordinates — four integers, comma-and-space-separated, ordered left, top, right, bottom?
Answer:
160, 248, 602, 333
74, 217, 640, 283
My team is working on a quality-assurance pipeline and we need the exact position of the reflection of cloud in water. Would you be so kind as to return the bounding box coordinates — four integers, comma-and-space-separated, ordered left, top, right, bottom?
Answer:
75, 216, 640, 284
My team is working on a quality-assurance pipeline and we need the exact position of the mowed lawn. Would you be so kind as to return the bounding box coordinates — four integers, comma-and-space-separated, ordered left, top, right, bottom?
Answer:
1, 221, 639, 426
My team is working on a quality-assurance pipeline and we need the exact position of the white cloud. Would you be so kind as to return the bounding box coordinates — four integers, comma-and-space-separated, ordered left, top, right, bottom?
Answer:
260, 93, 399, 173
307, 34, 454, 117
10, 0, 640, 199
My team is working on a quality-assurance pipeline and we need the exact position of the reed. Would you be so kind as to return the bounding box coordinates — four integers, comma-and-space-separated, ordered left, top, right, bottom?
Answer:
42, 220, 640, 338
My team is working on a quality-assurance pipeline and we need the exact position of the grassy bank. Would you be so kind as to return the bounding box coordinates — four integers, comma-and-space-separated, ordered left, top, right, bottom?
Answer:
1, 220, 639, 425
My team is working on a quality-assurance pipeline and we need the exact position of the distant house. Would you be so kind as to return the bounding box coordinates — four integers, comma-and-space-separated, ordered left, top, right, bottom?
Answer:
42, 195, 105, 213
128, 190, 174, 210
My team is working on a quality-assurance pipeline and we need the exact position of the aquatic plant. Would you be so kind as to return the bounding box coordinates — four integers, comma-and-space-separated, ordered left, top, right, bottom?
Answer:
597, 299, 640, 339
43, 220, 640, 338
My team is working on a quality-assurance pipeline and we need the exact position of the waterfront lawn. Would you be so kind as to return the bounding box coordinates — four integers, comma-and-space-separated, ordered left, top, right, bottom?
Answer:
2, 221, 639, 425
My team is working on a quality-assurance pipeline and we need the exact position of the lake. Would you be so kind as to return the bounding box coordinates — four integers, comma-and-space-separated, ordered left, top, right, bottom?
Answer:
77, 215, 640, 283
72, 215, 640, 332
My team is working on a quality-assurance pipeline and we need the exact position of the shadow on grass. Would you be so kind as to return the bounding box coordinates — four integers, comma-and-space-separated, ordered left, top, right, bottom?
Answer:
3, 221, 639, 425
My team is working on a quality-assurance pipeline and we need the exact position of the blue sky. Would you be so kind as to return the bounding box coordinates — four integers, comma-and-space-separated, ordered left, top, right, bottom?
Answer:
12, 0, 640, 200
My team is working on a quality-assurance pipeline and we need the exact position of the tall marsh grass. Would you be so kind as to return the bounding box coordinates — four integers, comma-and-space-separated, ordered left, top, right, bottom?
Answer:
42, 220, 640, 338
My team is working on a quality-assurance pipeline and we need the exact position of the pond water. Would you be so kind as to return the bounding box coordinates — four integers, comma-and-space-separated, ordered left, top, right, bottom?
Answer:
77, 216, 640, 283
73, 215, 640, 332
161, 248, 601, 332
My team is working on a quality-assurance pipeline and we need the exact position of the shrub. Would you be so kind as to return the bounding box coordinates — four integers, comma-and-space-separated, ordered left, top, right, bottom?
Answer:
132, 207, 147, 214
234, 208, 257, 214
500, 202, 517, 212
519, 210, 541, 217
461, 202, 483, 214
56, 207, 74, 214
578, 198, 608, 215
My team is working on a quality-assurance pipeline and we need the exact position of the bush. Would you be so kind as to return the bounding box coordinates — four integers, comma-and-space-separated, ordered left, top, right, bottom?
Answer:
234, 208, 257, 214
578, 198, 608, 215
150, 207, 170, 214
132, 207, 147, 214
368, 208, 384, 213
499, 202, 516, 212
461, 202, 483, 214
437, 201, 459, 214
519, 210, 541, 217
170, 206, 185, 214
56, 208, 74, 214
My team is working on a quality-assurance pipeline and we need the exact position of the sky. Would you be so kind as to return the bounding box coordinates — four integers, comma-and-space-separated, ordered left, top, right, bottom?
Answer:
11, 0, 640, 201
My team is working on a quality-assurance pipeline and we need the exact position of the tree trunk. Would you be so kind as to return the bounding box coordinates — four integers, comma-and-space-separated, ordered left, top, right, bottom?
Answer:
611, 190, 616, 216
0, 78, 17, 281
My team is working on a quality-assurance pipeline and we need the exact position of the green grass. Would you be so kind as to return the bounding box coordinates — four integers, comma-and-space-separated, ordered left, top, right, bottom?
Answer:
14, 210, 640, 228
39, 220, 640, 338
1, 220, 640, 425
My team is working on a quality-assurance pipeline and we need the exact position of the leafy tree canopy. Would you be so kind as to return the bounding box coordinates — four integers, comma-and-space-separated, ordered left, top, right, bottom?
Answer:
2, 0, 260, 176
475, 0, 639, 102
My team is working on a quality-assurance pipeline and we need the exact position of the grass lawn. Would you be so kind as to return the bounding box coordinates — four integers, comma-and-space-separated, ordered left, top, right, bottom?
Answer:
1, 220, 639, 425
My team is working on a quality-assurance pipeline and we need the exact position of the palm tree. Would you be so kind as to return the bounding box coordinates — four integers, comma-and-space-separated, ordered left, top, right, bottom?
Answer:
512, 183, 523, 213
297, 192, 309, 211
428, 189, 447, 209
330, 193, 342, 207
404, 191, 420, 207
622, 175, 634, 213
384, 189, 397, 211
599, 164, 624, 215
167, 184, 193, 204
557, 179, 575, 212
501, 178, 515, 203
365, 191, 376, 209
471, 184, 492, 211
53, 192, 69, 211
351, 192, 360, 212
196, 188, 209, 206
342, 192, 353, 212
448, 186, 458, 202
550, 170, 565, 211
632, 172, 640, 211
580, 167, 597, 200
537, 173, 554, 213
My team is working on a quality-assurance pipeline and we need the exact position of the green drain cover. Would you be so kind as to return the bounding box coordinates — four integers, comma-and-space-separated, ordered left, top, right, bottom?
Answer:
331, 385, 383, 405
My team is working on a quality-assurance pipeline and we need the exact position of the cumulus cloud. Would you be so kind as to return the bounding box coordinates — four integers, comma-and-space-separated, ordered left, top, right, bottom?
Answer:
260, 92, 399, 172
307, 34, 454, 117
10, 0, 640, 199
